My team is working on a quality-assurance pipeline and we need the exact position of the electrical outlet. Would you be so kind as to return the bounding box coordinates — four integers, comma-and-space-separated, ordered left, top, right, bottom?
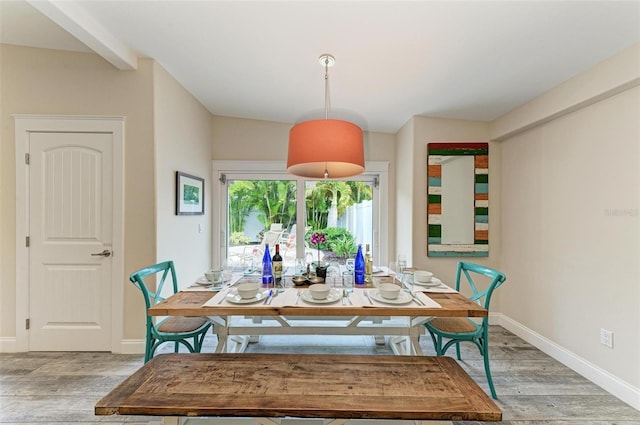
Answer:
600, 328, 613, 348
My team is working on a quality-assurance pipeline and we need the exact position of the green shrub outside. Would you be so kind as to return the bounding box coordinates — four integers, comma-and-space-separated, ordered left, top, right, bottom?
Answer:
230, 232, 251, 246
306, 227, 357, 259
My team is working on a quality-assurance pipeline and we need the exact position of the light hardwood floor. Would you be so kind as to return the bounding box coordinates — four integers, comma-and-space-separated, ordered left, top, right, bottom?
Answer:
1, 326, 638, 424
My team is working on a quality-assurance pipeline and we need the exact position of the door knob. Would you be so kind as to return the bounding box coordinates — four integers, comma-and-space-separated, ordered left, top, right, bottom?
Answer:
91, 249, 112, 258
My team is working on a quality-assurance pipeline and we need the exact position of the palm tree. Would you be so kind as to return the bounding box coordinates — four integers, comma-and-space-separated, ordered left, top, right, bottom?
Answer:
305, 183, 329, 230
347, 181, 373, 203
314, 182, 352, 227
228, 181, 255, 233
229, 180, 297, 233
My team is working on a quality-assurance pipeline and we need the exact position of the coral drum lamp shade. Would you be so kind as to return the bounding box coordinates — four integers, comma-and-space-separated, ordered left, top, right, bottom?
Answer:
287, 118, 364, 179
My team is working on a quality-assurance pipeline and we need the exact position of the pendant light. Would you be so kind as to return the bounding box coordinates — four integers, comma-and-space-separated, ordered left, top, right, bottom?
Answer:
287, 54, 364, 179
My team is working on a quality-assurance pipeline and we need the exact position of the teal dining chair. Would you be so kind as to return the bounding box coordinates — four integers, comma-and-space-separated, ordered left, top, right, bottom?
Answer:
424, 261, 506, 399
129, 260, 211, 363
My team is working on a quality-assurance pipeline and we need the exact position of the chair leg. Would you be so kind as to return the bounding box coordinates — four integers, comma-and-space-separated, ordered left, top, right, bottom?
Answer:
199, 326, 211, 351
427, 330, 439, 355
480, 328, 497, 399
436, 335, 443, 356
144, 332, 155, 363
455, 342, 462, 360
483, 347, 497, 399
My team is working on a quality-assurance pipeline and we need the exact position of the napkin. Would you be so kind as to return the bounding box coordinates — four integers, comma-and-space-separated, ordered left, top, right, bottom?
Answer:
372, 266, 392, 277
204, 289, 231, 306
420, 284, 458, 294
185, 285, 217, 292
186, 274, 243, 292
360, 289, 441, 308
272, 288, 300, 306
275, 287, 351, 307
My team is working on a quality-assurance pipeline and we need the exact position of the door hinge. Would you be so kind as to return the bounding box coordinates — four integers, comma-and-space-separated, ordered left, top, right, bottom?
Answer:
26, 236, 30, 247
373, 176, 379, 188
25, 153, 30, 165
26, 318, 30, 330
219, 173, 227, 184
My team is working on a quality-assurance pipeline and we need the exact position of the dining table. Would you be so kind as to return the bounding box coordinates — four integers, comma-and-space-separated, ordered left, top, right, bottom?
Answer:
148, 271, 487, 356
96, 271, 502, 423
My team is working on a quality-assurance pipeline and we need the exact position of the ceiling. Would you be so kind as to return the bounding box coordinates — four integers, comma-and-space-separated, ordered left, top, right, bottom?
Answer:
1, 0, 639, 134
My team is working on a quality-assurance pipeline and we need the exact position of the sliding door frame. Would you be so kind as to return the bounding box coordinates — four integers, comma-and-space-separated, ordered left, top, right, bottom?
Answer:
211, 160, 389, 268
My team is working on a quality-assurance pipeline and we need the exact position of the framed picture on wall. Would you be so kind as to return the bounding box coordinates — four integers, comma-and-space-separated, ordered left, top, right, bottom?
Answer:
176, 171, 204, 215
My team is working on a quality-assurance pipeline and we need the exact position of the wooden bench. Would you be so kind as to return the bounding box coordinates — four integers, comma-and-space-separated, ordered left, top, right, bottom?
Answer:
95, 353, 501, 422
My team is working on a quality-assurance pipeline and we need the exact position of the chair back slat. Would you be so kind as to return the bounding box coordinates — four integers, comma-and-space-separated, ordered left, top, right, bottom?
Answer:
129, 261, 177, 311
456, 261, 506, 310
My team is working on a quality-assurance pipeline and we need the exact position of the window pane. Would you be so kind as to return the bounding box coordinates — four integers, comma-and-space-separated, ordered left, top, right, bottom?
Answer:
305, 180, 373, 266
217, 165, 382, 274
226, 179, 297, 271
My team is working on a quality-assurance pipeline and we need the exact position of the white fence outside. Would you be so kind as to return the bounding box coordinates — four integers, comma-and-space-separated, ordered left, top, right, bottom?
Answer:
338, 200, 373, 248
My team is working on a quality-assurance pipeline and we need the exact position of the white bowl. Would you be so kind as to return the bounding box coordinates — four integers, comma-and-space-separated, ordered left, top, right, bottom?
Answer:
205, 269, 223, 283
236, 282, 260, 299
379, 283, 401, 300
309, 283, 331, 300
414, 271, 434, 283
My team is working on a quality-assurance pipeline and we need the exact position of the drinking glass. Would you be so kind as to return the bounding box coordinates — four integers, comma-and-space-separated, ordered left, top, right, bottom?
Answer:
400, 270, 413, 293
388, 261, 398, 274
397, 254, 407, 274
345, 259, 355, 274
326, 262, 341, 288
342, 271, 354, 292
221, 258, 234, 283
389, 261, 405, 289
294, 258, 306, 276
252, 250, 262, 274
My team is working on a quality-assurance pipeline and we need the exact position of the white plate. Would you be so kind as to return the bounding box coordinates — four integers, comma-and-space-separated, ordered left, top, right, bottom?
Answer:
195, 277, 212, 285
195, 276, 225, 287
301, 289, 341, 304
226, 289, 270, 304
369, 290, 412, 305
412, 277, 442, 287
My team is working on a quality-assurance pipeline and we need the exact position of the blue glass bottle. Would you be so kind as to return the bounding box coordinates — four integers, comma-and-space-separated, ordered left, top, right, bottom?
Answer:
354, 244, 365, 285
261, 244, 273, 287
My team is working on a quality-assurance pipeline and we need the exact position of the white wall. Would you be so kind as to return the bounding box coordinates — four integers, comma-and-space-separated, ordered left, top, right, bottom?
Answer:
0, 45, 156, 343
395, 118, 414, 265
494, 43, 640, 407
154, 63, 214, 287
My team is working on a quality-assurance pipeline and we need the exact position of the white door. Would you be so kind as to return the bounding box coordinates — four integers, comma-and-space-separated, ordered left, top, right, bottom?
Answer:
28, 132, 113, 351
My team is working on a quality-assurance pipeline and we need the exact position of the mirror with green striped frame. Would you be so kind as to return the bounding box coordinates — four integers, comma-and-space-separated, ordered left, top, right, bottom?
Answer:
427, 142, 489, 257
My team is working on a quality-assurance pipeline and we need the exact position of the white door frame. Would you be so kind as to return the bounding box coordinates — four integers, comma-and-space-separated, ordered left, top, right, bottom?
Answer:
14, 115, 125, 352
211, 160, 390, 268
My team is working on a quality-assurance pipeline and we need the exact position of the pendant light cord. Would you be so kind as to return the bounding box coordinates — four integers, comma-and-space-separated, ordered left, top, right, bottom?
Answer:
324, 56, 331, 120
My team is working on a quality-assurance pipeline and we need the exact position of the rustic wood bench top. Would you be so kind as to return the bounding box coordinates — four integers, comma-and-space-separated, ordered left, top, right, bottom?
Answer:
95, 353, 501, 422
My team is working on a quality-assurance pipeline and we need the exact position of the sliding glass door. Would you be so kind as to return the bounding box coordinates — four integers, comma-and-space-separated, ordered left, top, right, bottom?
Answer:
213, 162, 385, 272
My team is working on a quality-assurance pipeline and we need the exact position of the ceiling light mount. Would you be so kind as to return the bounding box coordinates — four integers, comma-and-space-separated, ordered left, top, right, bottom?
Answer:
318, 54, 335, 68
287, 54, 364, 179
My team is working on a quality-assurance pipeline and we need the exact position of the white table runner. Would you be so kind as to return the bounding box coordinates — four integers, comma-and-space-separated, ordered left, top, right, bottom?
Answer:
203, 286, 440, 309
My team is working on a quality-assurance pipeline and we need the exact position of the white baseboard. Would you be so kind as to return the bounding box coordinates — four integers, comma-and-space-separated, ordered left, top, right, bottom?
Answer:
493, 312, 640, 411
0, 337, 18, 352
115, 339, 146, 354
1, 337, 146, 354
